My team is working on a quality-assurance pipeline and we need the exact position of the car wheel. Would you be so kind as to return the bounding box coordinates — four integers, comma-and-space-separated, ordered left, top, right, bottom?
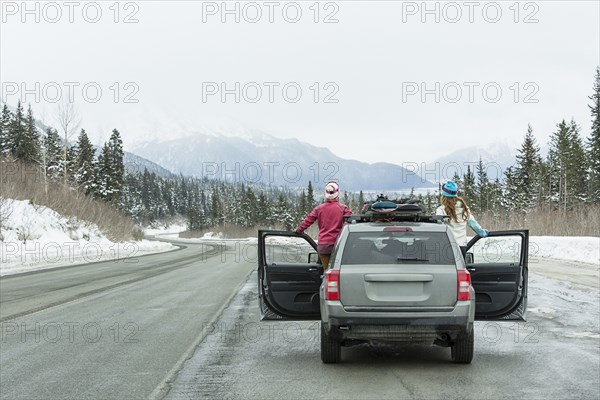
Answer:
451, 328, 474, 364
321, 322, 341, 364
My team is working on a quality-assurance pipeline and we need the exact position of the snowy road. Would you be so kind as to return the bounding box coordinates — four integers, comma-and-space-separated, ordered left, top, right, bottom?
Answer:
1, 239, 598, 399
165, 269, 599, 400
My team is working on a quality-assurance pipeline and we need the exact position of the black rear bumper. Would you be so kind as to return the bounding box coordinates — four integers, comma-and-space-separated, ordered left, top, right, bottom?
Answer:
324, 316, 471, 342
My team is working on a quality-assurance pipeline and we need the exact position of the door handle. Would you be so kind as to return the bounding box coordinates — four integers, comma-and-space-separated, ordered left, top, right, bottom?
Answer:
308, 267, 319, 273
467, 267, 476, 272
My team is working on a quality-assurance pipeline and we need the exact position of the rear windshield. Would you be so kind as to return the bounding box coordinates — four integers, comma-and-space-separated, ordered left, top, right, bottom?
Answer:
341, 231, 455, 265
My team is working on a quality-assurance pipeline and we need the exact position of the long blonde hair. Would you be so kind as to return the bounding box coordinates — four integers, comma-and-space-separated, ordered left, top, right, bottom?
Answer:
441, 196, 471, 223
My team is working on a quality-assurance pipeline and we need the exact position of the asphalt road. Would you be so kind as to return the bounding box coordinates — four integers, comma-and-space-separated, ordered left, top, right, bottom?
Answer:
1, 239, 598, 400
0, 239, 257, 400
165, 268, 600, 400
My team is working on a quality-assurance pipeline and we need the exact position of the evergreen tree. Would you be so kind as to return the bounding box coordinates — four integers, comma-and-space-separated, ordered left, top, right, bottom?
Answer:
502, 166, 520, 210
94, 142, 112, 200
514, 124, 542, 209
239, 186, 258, 228
8, 101, 26, 160
187, 207, 206, 231
587, 66, 600, 202
107, 129, 125, 203
461, 166, 476, 206
298, 190, 307, 221
74, 129, 96, 194
14, 104, 41, 164
306, 181, 315, 211
273, 193, 294, 230
256, 191, 269, 226
475, 158, 491, 212
547, 120, 570, 207
211, 187, 223, 225
567, 120, 587, 202
0, 104, 13, 156
43, 127, 63, 181
547, 119, 587, 208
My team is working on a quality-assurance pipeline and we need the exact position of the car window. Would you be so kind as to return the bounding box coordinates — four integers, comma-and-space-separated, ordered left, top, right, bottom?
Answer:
341, 231, 455, 265
469, 235, 522, 264
264, 235, 317, 265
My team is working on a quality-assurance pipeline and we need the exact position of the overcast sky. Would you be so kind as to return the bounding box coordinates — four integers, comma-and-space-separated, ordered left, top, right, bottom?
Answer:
1, 0, 598, 165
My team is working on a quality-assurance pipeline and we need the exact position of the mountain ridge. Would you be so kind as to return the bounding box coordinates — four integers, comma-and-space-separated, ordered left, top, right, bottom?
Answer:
130, 130, 436, 191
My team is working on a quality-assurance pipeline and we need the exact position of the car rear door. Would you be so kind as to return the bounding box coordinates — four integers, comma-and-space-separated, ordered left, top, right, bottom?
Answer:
339, 229, 459, 311
257, 230, 322, 320
466, 230, 529, 321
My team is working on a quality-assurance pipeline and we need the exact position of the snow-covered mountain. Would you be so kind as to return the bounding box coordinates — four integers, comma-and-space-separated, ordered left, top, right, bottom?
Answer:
123, 151, 173, 177
428, 141, 519, 183
130, 131, 435, 191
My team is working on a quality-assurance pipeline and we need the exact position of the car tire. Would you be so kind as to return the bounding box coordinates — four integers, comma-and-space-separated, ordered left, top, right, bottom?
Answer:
451, 328, 474, 364
321, 323, 341, 364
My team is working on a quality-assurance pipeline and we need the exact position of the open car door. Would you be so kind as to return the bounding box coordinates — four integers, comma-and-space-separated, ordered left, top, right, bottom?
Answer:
466, 230, 529, 321
258, 230, 323, 321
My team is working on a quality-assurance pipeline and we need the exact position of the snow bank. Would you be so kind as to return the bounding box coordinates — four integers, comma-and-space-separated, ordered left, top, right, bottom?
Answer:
0, 199, 175, 276
146, 224, 257, 243
529, 236, 599, 265
152, 229, 598, 266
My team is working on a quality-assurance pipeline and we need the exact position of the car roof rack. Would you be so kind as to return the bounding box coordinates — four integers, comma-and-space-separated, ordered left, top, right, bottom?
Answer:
347, 200, 446, 224
344, 213, 445, 224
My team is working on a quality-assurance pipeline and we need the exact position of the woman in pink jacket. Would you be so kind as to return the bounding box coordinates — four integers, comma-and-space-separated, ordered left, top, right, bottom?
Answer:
295, 181, 352, 269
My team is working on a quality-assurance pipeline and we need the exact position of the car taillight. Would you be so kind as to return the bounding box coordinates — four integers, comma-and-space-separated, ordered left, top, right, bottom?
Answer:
325, 269, 340, 301
457, 270, 472, 301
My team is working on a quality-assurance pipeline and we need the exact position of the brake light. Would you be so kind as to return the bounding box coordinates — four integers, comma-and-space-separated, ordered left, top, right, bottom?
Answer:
325, 269, 340, 301
457, 270, 472, 301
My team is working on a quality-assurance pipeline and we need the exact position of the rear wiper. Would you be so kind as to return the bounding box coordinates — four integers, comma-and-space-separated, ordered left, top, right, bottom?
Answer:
396, 257, 429, 262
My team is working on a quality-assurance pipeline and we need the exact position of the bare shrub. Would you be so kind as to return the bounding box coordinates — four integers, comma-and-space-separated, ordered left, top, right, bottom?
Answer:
0, 196, 15, 241
478, 205, 600, 237
180, 222, 320, 240
0, 159, 138, 241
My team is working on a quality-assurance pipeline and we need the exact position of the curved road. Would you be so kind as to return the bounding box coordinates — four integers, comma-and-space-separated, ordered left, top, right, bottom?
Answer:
0, 239, 257, 399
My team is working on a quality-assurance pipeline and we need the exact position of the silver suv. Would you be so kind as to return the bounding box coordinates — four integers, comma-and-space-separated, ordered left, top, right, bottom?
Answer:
257, 211, 528, 364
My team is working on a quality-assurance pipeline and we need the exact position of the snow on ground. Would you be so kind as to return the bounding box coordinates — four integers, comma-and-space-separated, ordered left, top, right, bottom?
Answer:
3, 200, 594, 286
0, 199, 176, 276
146, 224, 256, 243
529, 236, 599, 265
155, 226, 598, 268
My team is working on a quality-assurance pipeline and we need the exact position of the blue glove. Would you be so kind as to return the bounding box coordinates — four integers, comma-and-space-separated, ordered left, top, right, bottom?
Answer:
468, 219, 488, 237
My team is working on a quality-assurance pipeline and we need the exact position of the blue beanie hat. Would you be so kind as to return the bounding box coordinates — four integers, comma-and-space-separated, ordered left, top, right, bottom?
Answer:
441, 180, 458, 197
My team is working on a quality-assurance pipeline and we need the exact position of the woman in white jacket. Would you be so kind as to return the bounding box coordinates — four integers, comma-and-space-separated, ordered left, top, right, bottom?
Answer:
435, 180, 489, 256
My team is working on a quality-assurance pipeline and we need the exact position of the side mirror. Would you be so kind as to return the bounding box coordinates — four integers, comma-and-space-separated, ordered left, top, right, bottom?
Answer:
465, 252, 474, 264
308, 252, 320, 264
